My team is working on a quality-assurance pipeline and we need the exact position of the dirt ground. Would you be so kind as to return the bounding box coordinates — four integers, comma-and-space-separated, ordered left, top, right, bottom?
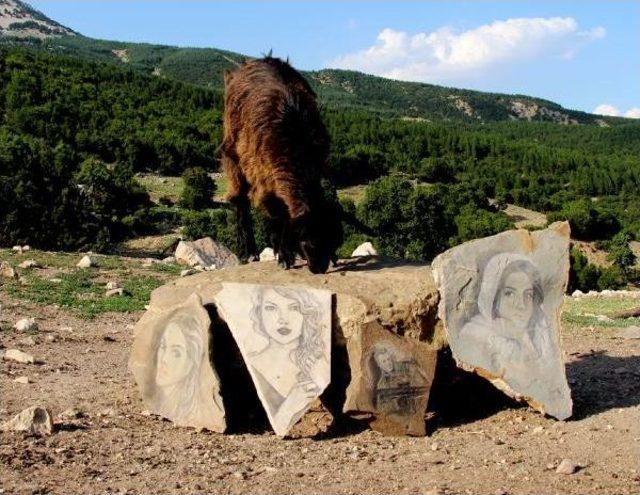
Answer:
1, 290, 639, 495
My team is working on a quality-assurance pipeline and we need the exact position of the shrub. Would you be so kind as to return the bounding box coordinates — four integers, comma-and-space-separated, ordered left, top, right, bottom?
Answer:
605, 232, 637, 271
452, 205, 513, 245
179, 167, 216, 210
548, 199, 620, 240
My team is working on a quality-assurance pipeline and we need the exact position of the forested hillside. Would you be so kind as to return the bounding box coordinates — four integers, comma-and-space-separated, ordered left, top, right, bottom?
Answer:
1, 40, 639, 290
2, 33, 632, 126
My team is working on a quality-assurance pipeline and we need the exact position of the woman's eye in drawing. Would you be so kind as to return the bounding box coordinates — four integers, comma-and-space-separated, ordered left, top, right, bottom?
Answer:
502, 288, 515, 298
289, 303, 301, 312
264, 303, 276, 312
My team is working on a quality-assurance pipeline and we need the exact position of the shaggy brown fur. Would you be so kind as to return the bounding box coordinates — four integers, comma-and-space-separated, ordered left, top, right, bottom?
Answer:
221, 56, 341, 273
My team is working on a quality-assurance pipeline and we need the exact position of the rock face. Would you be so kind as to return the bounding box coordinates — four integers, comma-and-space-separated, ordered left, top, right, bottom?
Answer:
432, 222, 573, 420
1, 407, 53, 436
129, 293, 226, 432
259, 247, 276, 262
344, 321, 437, 436
174, 237, 239, 270
214, 283, 332, 436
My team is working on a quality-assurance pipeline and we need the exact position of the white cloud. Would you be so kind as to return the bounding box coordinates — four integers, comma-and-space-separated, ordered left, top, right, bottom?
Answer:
624, 107, 640, 119
593, 104, 640, 119
593, 104, 620, 116
328, 17, 605, 84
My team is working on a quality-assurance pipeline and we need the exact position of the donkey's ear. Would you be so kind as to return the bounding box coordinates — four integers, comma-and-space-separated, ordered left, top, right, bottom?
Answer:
223, 69, 232, 87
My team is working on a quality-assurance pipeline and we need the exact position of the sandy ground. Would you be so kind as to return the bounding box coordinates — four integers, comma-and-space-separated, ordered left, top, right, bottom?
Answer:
1, 291, 639, 495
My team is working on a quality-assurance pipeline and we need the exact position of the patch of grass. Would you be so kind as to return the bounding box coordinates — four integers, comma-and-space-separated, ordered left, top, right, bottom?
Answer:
337, 184, 367, 204
0, 248, 77, 269
562, 296, 640, 329
3, 269, 163, 319
149, 263, 183, 275
137, 174, 184, 204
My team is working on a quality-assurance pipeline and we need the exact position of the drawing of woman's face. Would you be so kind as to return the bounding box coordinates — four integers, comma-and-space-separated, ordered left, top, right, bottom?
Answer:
496, 271, 535, 330
156, 323, 193, 387
260, 288, 304, 345
374, 348, 394, 373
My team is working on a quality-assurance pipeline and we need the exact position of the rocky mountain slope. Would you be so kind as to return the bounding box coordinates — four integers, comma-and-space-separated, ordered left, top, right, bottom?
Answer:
0, 2, 632, 125
0, 0, 75, 39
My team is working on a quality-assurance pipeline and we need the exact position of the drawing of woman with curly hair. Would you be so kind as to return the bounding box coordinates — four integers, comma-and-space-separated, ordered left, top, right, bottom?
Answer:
247, 286, 329, 432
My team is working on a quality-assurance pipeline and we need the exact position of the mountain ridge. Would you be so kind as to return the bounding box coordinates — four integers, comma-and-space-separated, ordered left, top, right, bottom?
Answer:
0, 1, 633, 126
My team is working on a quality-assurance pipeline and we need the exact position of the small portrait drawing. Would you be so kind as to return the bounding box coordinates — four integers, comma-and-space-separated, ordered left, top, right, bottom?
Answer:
368, 342, 429, 416
246, 286, 329, 428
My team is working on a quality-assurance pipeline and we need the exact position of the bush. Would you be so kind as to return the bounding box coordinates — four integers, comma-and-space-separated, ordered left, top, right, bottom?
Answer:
179, 167, 216, 210
548, 199, 620, 240
605, 232, 637, 271
568, 247, 628, 292
452, 205, 513, 244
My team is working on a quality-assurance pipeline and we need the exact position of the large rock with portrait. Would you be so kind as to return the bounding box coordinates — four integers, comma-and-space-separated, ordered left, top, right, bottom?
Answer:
130, 258, 442, 436
432, 222, 573, 420
129, 293, 226, 432
214, 283, 332, 436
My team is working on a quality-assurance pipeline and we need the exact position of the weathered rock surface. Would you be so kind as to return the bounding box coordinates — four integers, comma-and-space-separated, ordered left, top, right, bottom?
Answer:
4, 348, 35, 364
432, 222, 573, 420
174, 237, 239, 270
1, 406, 53, 435
214, 283, 332, 436
149, 258, 442, 346
129, 293, 226, 432
351, 242, 377, 257
344, 320, 437, 436
14, 317, 38, 332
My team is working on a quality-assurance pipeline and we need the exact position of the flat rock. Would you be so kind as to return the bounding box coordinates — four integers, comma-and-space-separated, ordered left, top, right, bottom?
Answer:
214, 283, 332, 436
343, 320, 437, 436
432, 222, 573, 420
4, 348, 35, 364
174, 237, 239, 270
14, 317, 38, 332
1, 406, 53, 435
14, 376, 30, 384
351, 242, 377, 257
76, 255, 95, 268
105, 281, 121, 290
162, 256, 176, 264
129, 293, 226, 432
105, 288, 124, 297
556, 458, 579, 475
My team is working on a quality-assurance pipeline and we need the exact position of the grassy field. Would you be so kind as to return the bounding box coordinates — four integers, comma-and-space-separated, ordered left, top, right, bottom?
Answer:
136, 173, 229, 204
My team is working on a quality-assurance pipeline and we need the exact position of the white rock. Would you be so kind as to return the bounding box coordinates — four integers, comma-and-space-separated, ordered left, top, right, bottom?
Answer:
180, 269, 196, 277
571, 290, 584, 298
105, 281, 121, 290
22, 245, 31, 251
4, 349, 35, 364
556, 458, 579, 475
162, 256, 176, 264
76, 255, 95, 268
1, 406, 53, 436
18, 260, 40, 269
14, 318, 38, 333
105, 288, 124, 297
351, 242, 377, 258
1, 262, 17, 279
259, 247, 276, 262
14, 376, 29, 384
12, 245, 23, 253
49, 278, 62, 283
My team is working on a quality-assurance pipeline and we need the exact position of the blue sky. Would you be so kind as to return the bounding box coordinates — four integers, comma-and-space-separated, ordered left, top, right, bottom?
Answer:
29, 1, 639, 116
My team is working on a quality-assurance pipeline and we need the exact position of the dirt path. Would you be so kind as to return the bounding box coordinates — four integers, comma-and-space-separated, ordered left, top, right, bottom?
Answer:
1, 292, 639, 495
